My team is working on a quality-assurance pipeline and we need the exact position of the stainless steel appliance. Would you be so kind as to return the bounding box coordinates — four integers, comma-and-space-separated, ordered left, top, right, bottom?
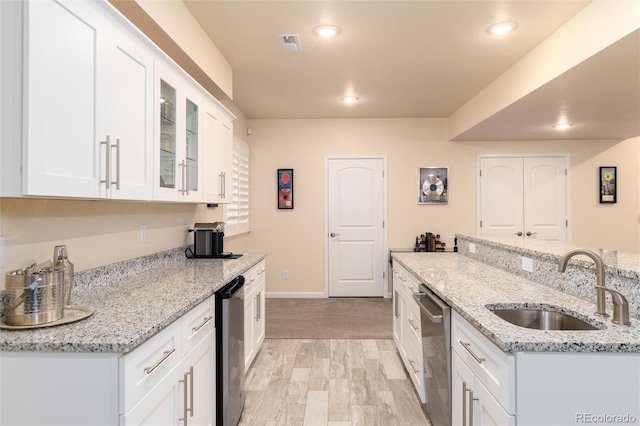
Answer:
215, 276, 245, 426
414, 283, 452, 426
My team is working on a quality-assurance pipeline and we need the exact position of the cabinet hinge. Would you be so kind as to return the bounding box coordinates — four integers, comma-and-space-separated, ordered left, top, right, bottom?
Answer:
479, 170, 482, 177
565, 168, 568, 176
383, 271, 386, 279
566, 219, 568, 227
480, 220, 483, 228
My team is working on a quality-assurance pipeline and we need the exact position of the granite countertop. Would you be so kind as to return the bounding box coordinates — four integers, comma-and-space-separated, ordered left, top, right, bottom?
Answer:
391, 252, 640, 353
0, 252, 265, 353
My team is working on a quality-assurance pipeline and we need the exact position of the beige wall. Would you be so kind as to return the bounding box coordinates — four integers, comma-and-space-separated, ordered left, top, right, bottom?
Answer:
246, 118, 639, 295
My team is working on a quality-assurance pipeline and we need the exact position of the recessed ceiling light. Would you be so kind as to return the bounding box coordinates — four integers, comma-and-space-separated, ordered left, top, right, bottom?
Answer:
314, 25, 341, 38
487, 21, 517, 36
341, 96, 358, 103
553, 123, 573, 130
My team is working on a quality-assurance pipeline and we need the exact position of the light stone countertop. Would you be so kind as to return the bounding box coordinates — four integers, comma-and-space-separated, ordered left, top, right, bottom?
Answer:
391, 252, 640, 353
0, 252, 265, 353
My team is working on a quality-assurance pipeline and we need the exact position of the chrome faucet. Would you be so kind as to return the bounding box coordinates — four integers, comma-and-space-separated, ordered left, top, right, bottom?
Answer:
558, 248, 631, 325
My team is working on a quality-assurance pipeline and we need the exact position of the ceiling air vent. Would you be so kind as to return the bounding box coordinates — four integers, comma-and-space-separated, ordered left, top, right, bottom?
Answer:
279, 34, 301, 51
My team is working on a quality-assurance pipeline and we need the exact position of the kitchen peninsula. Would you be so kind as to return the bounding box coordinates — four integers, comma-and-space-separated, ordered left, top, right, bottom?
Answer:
391, 234, 639, 425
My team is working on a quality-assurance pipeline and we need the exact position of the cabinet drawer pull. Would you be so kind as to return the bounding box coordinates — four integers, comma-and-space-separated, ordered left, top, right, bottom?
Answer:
408, 318, 419, 331
179, 371, 189, 425
408, 358, 420, 375
192, 316, 213, 333
460, 341, 485, 364
144, 348, 176, 375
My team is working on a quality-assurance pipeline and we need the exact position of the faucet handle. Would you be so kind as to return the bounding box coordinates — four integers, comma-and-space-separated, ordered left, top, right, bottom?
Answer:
595, 286, 631, 326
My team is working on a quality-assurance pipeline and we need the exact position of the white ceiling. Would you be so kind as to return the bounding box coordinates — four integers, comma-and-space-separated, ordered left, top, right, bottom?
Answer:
183, 0, 639, 141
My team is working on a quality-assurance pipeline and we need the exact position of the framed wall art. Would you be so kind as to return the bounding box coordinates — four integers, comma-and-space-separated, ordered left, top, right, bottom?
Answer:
277, 168, 294, 209
419, 167, 448, 204
599, 166, 616, 204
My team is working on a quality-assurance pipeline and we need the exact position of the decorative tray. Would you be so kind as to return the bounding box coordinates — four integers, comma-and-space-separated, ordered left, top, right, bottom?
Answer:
0, 305, 95, 330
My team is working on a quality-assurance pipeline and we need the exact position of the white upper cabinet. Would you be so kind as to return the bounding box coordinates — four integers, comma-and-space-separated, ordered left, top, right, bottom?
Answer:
2, 0, 233, 203
20, 0, 154, 200
154, 60, 206, 202
202, 99, 234, 204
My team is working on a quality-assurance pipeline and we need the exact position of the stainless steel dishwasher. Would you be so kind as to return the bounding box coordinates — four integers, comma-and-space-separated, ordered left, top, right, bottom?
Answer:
414, 283, 451, 426
215, 276, 245, 426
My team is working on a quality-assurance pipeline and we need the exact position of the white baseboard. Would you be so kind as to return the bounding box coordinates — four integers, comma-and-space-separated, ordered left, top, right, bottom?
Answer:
266, 292, 392, 299
266, 292, 326, 298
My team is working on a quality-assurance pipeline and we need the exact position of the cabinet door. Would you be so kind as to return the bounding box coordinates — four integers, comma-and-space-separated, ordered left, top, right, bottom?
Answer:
202, 101, 233, 204
103, 26, 154, 200
120, 369, 181, 426
452, 351, 477, 426
254, 285, 266, 351
155, 62, 182, 201
186, 331, 215, 426
244, 285, 257, 371
474, 380, 515, 426
181, 88, 203, 202
24, 0, 106, 197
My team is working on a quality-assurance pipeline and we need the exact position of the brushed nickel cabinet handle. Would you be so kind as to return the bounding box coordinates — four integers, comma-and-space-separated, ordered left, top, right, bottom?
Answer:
408, 358, 420, 375
100, 135, 111, 189
462, 380, 468, 426
184, 161, 190, 195
188, 366, 194, 418
408, 318, 419, 331
469, 389, 479, 426
111, 138, 120, 190
179, 371, 188, 425
460, 341, 485, 364
144, 348, 176, 375
192, 316, 213, 333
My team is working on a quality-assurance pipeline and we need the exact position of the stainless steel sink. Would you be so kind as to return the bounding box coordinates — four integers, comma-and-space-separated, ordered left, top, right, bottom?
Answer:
488, 307, 600, 331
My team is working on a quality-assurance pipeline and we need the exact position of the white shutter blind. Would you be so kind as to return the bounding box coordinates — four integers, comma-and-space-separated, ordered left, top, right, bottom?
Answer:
225, 136, 249, 236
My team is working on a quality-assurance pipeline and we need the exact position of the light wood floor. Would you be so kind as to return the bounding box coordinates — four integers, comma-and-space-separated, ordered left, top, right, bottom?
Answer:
239, 339, 430, 426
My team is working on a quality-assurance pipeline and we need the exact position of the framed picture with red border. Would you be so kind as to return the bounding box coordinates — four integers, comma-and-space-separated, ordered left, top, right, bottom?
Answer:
278, 168, 294, 209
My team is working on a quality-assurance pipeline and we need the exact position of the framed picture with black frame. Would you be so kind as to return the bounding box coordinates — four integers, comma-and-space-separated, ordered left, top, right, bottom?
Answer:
599, 166, 616, 204
277, 168, 294, 209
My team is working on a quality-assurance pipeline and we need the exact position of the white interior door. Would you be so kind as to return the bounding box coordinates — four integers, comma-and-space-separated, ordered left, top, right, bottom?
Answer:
327, 157, 386, 297
523, 157, 567, 241
479, 156, 568, 242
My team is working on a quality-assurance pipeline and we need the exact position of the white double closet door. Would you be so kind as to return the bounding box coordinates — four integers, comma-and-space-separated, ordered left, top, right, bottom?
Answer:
479, 156, 568, 242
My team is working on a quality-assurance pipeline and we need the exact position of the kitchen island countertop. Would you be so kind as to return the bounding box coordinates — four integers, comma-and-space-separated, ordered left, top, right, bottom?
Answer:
391, 251, 640, 353
0, 252, 265, 354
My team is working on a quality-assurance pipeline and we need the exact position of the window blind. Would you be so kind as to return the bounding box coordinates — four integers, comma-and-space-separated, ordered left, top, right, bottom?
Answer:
225, 136, 250, 236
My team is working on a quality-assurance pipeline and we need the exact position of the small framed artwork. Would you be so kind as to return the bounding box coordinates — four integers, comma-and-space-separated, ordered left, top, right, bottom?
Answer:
599, 166, 617, 204
277, 168, 294, 209
419, 167, 448, 204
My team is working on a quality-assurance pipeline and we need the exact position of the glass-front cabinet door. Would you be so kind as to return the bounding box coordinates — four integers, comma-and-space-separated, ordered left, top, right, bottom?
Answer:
159, 80, 177, 190
154, 61, 202, 202
185, 98, 199, 194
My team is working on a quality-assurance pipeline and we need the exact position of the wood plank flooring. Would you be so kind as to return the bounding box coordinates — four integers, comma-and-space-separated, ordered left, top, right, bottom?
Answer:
240, 339, 431, 426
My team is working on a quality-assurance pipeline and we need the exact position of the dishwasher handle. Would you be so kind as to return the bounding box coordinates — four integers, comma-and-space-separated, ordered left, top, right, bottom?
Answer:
413, 291, 444, 323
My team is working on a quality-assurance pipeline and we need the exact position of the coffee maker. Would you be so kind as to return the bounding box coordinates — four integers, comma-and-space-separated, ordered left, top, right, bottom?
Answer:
187, 222, 229, 258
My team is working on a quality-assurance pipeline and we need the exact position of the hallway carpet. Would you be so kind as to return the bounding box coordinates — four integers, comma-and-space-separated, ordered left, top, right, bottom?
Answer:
265, 298, 393, 339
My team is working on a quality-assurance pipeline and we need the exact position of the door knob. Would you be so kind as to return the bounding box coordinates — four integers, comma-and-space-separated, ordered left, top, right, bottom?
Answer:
514, 231, 523, 236
330, 232, 340, 237
526, 231, 538, 237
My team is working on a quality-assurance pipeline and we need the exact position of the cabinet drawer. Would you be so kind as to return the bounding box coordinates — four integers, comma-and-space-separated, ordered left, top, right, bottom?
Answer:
404, 332, 426, 403
451, 311, 515, 414
244, 260, 266, 291
120, 320, 182, 413
182, 296, 214, 354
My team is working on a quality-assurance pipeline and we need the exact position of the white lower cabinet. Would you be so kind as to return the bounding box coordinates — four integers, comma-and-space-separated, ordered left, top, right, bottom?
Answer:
452, 310, 640, 426
0, 296, 216, 426
452, 351, 514, 426
391, 261, 426, 402
121, 329, 215, 425
244, 260, 266, 371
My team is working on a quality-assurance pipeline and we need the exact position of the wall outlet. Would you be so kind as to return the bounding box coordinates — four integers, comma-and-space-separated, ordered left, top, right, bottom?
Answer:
139, 225, 146, 243
469, 242, 476, 254
282, 270, 289, 280
522, 257, 534, 273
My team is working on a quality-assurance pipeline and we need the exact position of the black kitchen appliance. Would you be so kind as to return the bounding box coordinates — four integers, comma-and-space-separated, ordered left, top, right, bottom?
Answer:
186, 222, 241, 259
